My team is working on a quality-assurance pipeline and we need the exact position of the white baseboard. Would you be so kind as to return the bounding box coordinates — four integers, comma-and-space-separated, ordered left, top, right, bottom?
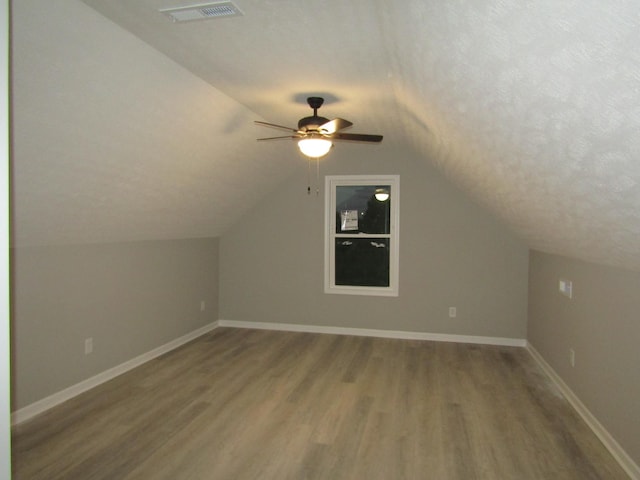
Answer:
14, 319, 522, 426
12, 321, 219, 425
527, 344, 640, 480
218, 319, 527, 347
13, 319, 636, 479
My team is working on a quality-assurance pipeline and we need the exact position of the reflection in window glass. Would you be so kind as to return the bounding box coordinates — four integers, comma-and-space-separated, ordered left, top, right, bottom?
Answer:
335, 185, 391, 234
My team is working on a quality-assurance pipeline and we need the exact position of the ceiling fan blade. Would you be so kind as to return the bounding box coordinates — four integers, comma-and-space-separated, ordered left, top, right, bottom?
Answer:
257, 135, 300, 141
319, 118, 353, 134
254, 120, 298, 133
332, 133, 383, 142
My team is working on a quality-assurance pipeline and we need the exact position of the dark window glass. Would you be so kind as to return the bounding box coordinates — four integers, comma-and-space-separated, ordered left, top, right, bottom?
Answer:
334, 238, 390, 287
335, 185, 391, 234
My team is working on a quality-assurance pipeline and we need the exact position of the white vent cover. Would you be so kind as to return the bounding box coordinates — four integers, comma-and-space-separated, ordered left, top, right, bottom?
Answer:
160, 2, 243, 22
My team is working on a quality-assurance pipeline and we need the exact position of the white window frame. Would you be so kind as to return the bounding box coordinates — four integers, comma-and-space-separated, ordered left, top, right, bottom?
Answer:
324, 175, 400, 296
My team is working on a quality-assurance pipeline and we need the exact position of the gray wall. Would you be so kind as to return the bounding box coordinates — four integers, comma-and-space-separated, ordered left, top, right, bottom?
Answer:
528, 250, 640, 467
11, 237, 219, 409
220, 145, 529, 338
1, 0, 9, 472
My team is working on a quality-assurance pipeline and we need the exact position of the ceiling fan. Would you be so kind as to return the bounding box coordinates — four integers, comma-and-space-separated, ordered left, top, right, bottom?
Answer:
255, 97, 383, 158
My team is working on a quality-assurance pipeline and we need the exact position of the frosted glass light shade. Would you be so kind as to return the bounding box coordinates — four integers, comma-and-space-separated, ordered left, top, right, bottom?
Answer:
298, 138, 332, 158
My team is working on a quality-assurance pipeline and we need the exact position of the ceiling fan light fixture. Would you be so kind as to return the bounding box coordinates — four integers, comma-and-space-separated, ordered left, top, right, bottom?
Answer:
298, 138, 332, 158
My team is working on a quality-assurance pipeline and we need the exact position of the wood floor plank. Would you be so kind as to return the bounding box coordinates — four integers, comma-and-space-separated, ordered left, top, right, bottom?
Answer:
12, 328, 630, 479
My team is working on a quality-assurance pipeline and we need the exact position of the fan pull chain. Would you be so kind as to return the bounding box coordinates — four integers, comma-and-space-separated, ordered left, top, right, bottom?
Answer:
306, 156, 321, 195
316, 157, 320, 196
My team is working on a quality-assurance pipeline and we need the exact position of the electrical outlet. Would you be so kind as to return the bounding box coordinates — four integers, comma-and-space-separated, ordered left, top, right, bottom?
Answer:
569, 348, 575, 367
85, 337, 93, 355
448, 307, 457, 318
200, 301, 206, 312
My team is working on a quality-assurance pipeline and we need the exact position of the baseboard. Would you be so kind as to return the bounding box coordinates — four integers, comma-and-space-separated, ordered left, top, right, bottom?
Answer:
11, 321, 219, 425
527, 344, 640, 480
217, 319, 527, 347
13, 319, 636, 478
14, 319, 523, 426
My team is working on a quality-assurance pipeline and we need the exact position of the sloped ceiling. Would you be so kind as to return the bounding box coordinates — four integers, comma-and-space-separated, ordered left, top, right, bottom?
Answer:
12, 0, 640, 271
12, 0, 302, 246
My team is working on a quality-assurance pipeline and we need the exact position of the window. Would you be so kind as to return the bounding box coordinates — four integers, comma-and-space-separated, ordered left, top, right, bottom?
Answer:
325, 175, 399, 296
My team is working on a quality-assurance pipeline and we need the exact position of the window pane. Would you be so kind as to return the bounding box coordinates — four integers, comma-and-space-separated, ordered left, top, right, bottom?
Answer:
334, 238, 390, 287
335, 185, 390, 234
325, 175, 399, 296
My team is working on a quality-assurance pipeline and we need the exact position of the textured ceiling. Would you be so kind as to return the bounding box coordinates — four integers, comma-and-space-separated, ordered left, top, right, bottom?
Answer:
12, 0, 640, 271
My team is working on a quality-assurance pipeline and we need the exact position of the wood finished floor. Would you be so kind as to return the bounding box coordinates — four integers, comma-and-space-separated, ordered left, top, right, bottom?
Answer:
12, 328, 629, 479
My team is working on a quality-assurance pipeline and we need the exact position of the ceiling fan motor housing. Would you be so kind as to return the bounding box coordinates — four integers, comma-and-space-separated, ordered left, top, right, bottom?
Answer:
298, 96, 329, 132
256, 95, 382, 143
298, 115, 330, 132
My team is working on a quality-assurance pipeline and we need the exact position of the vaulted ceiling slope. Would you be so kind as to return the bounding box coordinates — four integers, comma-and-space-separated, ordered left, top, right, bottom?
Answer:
13, 0, 640, 271
12, 0, 304, 246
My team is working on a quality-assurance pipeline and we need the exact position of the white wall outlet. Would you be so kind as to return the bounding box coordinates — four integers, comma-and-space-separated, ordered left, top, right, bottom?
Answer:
84, 337, 93, 355
200, 301, 206, 312
569, 348, 575, 367
559, 279, 573, 298
448, 307, 457, 318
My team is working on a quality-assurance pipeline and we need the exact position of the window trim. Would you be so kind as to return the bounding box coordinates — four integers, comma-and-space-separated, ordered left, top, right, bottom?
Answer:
324, 175, 400, 296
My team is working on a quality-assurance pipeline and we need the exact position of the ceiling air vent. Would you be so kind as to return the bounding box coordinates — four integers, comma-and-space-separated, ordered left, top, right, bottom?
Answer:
160, 2, 243, 22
